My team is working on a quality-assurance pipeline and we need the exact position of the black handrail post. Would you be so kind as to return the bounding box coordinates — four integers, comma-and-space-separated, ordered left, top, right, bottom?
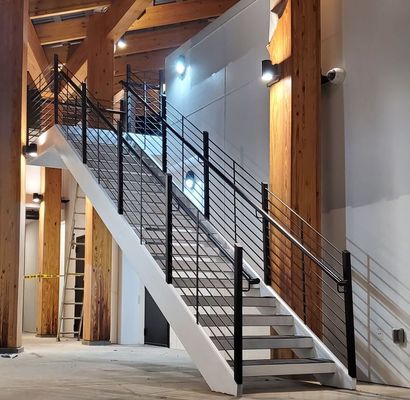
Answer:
81, 82, 87, 164
165, 174, 173, 283
261, 182, 271, 285
125, 65, 131, 133
53, 54, 59, 125
234, 244, 243, 385
161, 94, 167, 173
203, 131, 210, 220
342, 250, 357, 379
117, 119, 124, 215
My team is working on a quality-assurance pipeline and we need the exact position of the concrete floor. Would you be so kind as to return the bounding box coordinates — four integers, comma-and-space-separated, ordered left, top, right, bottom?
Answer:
0, 335, 409, 400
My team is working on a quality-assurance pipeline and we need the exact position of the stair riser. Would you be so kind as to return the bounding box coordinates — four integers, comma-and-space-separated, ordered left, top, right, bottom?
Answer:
200, 315, 293, 327
212, 337, 313, 350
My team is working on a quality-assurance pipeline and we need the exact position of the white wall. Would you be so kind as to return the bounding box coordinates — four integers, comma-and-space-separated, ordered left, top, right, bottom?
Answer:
165, 0, 271, 182
23, 221, 39, 333
118, 253, 145, 344
322, 0, 410, 387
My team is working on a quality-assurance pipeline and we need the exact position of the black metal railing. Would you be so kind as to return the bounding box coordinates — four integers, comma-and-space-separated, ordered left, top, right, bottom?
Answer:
27, 56, 248, 383
27, 55, 356, 383
121, 66, 356, 379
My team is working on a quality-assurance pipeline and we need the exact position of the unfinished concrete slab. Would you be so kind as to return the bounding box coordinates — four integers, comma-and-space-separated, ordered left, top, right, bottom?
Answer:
0, 335, 409, 400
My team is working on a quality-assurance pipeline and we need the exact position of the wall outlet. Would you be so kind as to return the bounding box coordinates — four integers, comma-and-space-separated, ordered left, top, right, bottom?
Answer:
392, 328, 406, 344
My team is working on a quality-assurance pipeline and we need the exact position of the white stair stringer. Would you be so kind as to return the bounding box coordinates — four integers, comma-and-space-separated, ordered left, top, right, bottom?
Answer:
33, 125, 240, 396
199, 216, 356, 390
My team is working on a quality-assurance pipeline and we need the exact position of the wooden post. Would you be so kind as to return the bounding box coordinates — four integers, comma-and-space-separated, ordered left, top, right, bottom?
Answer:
0, 0, 28, 353
83, 198, 112, 344
81, 13, 114, 344
268, 0, 321, 341
87, 13, 114, 109
36, 167, 62, 337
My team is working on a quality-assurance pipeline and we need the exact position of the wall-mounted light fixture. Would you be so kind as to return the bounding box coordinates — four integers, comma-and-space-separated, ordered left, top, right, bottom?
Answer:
117, 36, 127, 50
185, 170, 196, 190
261, 60, 281, 87
22, 143, 38, 157
176, 55, 187, 77
32, 193, 44, 203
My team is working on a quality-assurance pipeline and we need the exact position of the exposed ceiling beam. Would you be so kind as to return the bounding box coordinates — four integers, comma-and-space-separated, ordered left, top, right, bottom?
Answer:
35, 17, 88, 46
27, 20, 50, 83
128, 0, 237, 31
35, 0, 237, 45
115, 20, 207, 57
29, 0, 110, 20
104, 0, 152, 41
114, 47, 176, 77
64, 0, 151, 83
44, 43, 80, 64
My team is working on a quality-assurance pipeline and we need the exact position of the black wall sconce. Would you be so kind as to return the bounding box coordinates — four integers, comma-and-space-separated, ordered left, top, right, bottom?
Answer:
23, 143, 38, 157
32, 193, 44, 204
261, 60, 281, 87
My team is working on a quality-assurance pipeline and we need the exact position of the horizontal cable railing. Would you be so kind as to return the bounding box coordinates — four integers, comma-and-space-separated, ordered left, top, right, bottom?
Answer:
27, 55, 247, 383
27, 55, 356, 382
122, 66, 356, 379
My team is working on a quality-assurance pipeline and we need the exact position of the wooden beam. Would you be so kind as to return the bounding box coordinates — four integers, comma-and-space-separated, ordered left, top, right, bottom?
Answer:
44, 43, 80, 64
65, 0, 151, 82
83, 199, 112, 344
0, 0, 28, 353
36, 0, 238, 45
35, 17, 89, 46
114, 47, 176, 77
115, 21, 208, 57
30, 0, 110, 20
28, 20, 49, 82
129, 0, 237, 31
268, 0, 321, 337
104, 0, 152, 41
36, 167, 61, 337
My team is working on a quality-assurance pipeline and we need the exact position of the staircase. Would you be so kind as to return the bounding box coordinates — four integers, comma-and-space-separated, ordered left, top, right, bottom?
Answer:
26, 56, 356, 395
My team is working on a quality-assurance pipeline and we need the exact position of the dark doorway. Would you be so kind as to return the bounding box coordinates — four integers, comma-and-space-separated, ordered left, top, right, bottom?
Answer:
74, 235, 85, 338
144, 288, 169, 347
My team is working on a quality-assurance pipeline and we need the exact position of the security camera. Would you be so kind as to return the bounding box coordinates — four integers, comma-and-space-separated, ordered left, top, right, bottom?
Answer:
322, 67, 346, 85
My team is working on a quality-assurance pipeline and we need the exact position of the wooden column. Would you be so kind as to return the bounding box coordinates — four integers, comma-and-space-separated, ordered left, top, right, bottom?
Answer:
83, 198, 112, 344
87, 13, 114, 108
268, 0, 322, 337
36, 167, 62, 337
82, 12, 114, 345
0, 0, 28, 353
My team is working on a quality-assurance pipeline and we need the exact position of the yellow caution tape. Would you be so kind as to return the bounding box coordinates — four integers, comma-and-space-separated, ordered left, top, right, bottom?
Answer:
24, 274, 63, 279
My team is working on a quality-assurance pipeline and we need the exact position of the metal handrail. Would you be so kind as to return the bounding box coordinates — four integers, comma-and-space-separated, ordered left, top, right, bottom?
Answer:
122, 80, 343, 285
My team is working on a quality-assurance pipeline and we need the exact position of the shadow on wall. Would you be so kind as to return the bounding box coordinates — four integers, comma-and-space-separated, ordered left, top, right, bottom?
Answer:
348, 238, 410, 387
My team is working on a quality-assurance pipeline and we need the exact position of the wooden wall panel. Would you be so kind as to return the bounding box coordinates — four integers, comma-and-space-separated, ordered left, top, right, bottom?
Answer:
0, 0, 28, 352
83, 199, 112, 343
36, 167, 62, 336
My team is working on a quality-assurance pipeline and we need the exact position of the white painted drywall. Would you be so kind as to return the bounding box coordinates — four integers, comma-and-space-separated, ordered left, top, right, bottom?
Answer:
165, 0, 271, 183
23, 221, 38, 333
118, 252, 145, 345
322, 0, 410, 387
